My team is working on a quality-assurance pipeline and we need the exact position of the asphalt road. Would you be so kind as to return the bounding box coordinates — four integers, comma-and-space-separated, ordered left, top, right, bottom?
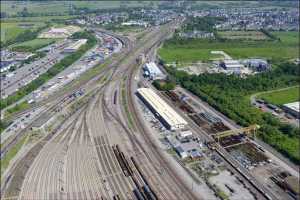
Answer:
1, 40, 72, 98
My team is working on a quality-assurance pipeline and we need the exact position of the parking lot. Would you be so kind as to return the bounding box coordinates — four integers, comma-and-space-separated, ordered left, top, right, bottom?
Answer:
253, 99, 299, 127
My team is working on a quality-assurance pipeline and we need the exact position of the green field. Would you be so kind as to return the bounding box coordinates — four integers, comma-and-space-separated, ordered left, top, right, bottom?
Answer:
218, 31, 269, 40
159, 31, 299, 63
1, 1, 295, 17
272, 31, 299, 44
10, 38, 57, 51
258, 86, 299, 105
1, 1, 154, 16
159, 48, 221, 63
2, 15, 77, 23
0, 21, 45, 43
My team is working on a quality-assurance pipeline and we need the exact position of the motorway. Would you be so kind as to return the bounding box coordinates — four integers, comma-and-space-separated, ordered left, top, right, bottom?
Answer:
0, 39, 72, 98
2, 19, 202, 200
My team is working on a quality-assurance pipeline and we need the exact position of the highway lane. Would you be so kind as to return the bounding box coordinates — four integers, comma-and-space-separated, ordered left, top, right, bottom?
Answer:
1, 39, 72, 98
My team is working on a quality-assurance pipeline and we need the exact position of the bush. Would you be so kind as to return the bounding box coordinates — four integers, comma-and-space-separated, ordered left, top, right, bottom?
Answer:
153, 80, 176, 91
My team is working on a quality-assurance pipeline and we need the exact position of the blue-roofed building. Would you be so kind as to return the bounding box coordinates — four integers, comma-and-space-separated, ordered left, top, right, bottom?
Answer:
143, 62, 165, 80
243, 59, 269, 72
175, 146, 188, 158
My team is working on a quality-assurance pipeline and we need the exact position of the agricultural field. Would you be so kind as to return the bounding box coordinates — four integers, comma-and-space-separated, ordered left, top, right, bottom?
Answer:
10, 38, 57, 52
159, 48, 222, 63
258, 86, 299, 106
159, 31, 299, 63
271, 31, 299, 44
218, 31, 269, 40
2, 15, 77, 23
0, 21, 45, 43
1, 1, 154, 16
1, 1, 70, 16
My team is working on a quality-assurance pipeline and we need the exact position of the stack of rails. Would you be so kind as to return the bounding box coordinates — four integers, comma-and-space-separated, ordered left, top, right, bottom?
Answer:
164, 91, 181, 104
164, 91, 196, 114
189, 114, 216, 134
218, 134, 246, 148
227, 143, 269, 162
162, 90, 232, 140
179, 102, 195, 114
211, 122, 230, 132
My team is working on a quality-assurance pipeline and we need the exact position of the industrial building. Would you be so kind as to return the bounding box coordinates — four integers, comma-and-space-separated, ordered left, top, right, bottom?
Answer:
177, 130, 193, 142
64, 39, 87, 53
282, 102, 299, 118
220, 59, 244, 72
142, 62, 165, 80
166, 135, 202, 159
121, 20, 148, 27
242, 59, 269, 71
137, 88, 188, 130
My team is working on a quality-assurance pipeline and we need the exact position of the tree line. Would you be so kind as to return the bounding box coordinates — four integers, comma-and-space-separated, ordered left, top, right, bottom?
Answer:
166, 62, 300, 164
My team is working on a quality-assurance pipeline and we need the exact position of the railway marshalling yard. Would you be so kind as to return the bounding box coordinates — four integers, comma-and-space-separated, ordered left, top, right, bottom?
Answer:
1, 19, 299, 200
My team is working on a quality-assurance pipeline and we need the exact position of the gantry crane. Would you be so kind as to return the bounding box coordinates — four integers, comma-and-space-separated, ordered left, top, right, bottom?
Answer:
212, 124, 260, 144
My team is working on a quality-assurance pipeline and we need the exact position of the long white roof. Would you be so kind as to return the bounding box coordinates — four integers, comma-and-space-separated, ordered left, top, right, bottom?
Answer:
283, 101, 299, 113
137, 88, 188, 128
144, 62, 163, 75
65, 39, 87, 51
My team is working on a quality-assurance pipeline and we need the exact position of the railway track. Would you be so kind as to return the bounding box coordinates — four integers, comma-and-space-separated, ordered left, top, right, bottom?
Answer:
90, 91, 134, 199
3, 20, 198, 200
123, 23, 200, 200
98, 19, 200, 200
0, 31, 131, 161
18, 107, 85, 199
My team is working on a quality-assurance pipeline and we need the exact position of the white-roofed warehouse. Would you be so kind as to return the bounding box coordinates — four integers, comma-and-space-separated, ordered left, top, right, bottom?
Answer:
137, 88, 188, 130
143, 62, 165, 80
64, 39, 87, 53
283, 101, 299, 118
